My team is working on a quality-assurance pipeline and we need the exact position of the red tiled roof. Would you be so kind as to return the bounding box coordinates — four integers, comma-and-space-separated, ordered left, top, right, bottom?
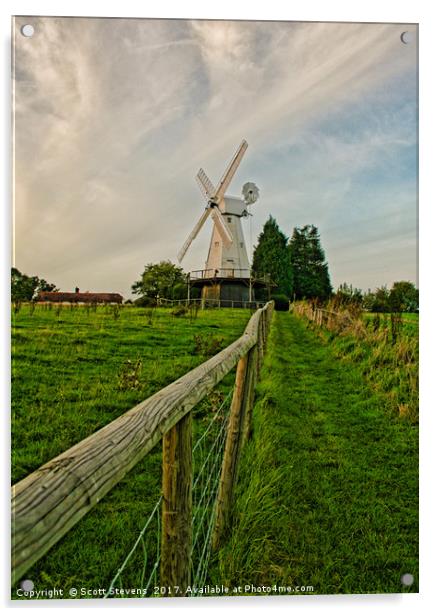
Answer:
36, 292, 123, 303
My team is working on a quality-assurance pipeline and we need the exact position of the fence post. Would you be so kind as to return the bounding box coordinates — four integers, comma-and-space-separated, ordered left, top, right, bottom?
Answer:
161, 412, 192, 594
243, 305, 271, 446
261, 308, 264, 338
256, 314, 263, 377
242, 345, 258, 446
212, 353, 249, 550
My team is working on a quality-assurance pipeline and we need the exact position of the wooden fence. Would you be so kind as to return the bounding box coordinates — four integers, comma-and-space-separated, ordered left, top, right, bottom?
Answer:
157, 297, 265, 309
11, 301, 274, 589
292, 303, 352, 329
292, 301, 418, 342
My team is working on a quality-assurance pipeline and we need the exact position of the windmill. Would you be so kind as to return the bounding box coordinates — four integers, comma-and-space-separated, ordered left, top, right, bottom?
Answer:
178, 140, 262, 305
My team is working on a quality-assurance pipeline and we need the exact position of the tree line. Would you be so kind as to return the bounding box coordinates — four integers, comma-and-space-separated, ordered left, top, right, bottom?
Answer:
130, 215, 418, 313
11, 214, 418, 314
251, 216, 332, 302
334, 281, 419, 313
249, 216, 418, 312
11, 267, 58, 302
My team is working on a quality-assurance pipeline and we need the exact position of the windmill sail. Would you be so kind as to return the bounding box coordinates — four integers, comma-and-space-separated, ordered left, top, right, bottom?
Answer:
213, 140, 248, 202
177, 139, 254, 267
210, 208, 233, 245
177, 207, 211, 262
196, 169, 215, 200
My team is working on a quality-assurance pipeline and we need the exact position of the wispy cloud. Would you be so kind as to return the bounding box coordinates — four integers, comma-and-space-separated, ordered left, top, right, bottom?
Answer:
13, 17, 417, 295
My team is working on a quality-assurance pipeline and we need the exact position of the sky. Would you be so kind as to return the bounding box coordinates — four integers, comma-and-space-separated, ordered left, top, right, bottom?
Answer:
12, 16, 418, 298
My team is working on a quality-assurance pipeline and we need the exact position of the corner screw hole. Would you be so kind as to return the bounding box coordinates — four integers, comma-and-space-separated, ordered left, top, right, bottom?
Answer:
21, 24, 34, 38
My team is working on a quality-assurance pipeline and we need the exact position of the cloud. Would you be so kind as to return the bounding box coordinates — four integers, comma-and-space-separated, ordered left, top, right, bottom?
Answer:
13, 17, 417, 296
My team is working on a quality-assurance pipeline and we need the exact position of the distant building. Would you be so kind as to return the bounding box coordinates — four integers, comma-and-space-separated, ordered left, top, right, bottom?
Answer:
36, 290, 123, 304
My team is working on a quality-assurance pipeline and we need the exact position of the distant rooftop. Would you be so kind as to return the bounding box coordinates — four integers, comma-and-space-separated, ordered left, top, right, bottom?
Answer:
36, 291, 123, 304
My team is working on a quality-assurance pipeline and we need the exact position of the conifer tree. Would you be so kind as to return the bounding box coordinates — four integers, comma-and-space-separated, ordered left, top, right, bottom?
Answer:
288, 225, 332, 300
252, 216, 293, 297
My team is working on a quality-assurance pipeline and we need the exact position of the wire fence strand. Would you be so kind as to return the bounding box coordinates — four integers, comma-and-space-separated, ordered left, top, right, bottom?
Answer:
104, 386, 233, 598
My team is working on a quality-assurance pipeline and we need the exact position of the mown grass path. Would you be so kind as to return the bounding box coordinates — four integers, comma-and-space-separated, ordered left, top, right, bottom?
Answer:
215, 312, 418, 595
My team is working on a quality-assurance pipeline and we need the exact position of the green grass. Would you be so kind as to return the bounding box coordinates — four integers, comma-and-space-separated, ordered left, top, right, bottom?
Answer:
323, 314, 418, 422
362, 312, 419, 338
212, 312, 418, 595
11, 303, 252, 597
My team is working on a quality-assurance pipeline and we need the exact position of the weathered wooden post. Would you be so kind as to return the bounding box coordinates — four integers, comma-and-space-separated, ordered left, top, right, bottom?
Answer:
161, 412, 192, 594
212, 353, 249, 550
259, 311, 265, 354
242, 345, 258, 446
263, 310, 267, 347
256, 319, 262, 378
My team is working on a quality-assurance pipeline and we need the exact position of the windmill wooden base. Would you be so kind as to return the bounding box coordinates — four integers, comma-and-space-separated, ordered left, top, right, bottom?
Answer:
190, 270, 271, 308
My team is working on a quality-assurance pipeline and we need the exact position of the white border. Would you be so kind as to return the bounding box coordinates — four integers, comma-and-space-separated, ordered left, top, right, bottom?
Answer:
2, 2, 436, 615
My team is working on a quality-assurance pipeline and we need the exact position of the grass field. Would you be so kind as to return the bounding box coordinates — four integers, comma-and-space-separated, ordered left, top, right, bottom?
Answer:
212, 312, 418, 595
362, 312, 419, 339
11, 304, 419, 598
11, 304, 252, 596
329, 312, 418, 422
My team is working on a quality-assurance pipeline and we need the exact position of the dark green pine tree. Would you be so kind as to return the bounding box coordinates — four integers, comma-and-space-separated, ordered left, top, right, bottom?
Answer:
252, 215, 293, 298
289, 225, 332, 300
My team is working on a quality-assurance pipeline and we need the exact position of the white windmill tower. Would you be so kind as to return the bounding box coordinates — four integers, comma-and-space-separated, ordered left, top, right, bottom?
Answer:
178, 140, 261, 305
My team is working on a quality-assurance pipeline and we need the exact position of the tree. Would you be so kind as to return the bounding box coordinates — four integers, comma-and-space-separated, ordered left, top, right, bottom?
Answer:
334, 282, 363, 306
389, 281, 419, 313
252, 216, 293, 298
132, 261, 187, 301
368, 286, 390, 313
37, 279, 58, 293
288, 225, 332, 300
11, 267, 58, 301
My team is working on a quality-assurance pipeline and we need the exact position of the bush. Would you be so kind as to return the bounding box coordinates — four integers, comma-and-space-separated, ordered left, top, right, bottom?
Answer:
271, 294, 289, 311
190, 287, 201, 300
193, 334, 224, 356
133, 296, 157, 307
117, 358, 143, 391
173, 282, 188, 300
171, 305, 188, 317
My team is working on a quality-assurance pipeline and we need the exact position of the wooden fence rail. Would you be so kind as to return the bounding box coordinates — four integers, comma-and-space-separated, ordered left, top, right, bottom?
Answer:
11, 301, 274, 587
